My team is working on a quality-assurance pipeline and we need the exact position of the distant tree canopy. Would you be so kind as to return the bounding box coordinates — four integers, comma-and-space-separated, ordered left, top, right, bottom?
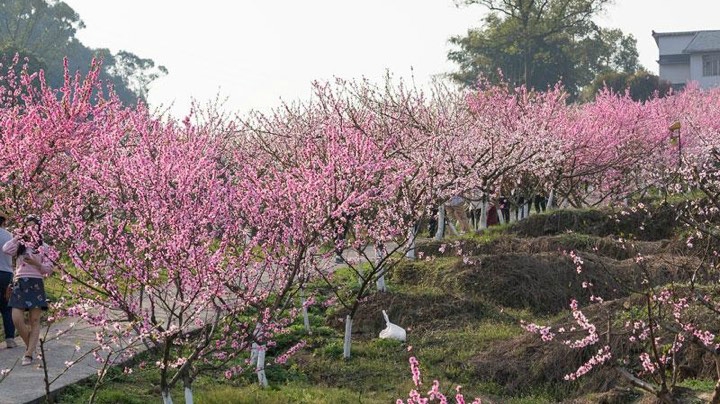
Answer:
581, 69, 672, 102
0, 0, 167, 104
448, 0, 640, 99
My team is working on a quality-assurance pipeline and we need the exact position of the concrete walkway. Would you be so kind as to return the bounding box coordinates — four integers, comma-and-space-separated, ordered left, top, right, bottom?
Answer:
0, 318, 142, 404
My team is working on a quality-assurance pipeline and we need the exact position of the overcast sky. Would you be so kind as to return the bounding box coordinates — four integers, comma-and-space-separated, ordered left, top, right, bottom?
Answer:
62, 0, 718, 117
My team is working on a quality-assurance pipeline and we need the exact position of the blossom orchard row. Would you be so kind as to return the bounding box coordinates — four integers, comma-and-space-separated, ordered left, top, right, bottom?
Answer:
2, 56, 720, 401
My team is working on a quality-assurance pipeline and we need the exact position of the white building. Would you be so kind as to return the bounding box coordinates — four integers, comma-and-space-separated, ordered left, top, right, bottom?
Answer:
652, 30, 720, 91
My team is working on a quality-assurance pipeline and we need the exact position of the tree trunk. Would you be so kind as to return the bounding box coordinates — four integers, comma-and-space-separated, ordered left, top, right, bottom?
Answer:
405, 225, 416, 259
617, 367, 676, 403
256, 346, 268, 387
250, 341, 258, 365
434, 206, 446, 240
162, 390, 174, 404
375, 276, 386, 292
496, 206, 505, 225
711, 379, 720, 403
183, 374, 194, 404
250, 322, 263, 364
710, 358, 720, 403
40, 338, 54, 404
547, 189, 555, 210
375, 243, 387, 292
343, 315, 353, 359
479, 201, 488, 229
657, 391, 676, 404
301, 294, 311, 333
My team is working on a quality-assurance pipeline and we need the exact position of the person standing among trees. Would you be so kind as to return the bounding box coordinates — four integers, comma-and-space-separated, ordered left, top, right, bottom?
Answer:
0, 210, 17, 349
3, 215, 53, 365
445, 195, 472, 234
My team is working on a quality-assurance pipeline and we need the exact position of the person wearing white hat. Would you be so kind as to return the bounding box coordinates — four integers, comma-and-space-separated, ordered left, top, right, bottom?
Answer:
0, 211, 16, 349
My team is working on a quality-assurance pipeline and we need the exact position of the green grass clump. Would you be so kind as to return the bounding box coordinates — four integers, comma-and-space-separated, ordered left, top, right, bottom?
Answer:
678, 378, 716, 393
196, 383, 383, 404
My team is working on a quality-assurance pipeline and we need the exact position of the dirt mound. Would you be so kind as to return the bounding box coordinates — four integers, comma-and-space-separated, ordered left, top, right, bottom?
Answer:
332, 290, 502, 338
473, 294, 720, 400
472, 331, 618, 400
392, 252, 701, 315
415, 234, 666, 261
510, 205, 678, 241
472, 297, 720, 401
563, 389, 642, 404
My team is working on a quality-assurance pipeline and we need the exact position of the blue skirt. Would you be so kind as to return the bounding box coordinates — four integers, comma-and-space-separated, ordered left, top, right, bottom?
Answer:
8, 277, 48, 311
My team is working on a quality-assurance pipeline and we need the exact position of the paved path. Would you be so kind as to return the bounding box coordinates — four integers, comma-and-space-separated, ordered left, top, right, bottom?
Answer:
0, 317, 143, 404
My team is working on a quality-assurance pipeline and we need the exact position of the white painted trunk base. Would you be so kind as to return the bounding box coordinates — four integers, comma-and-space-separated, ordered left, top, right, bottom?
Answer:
343, 315, 353, 359
480, 201, 488, 229
547, 190, 555, 209
497, 208, 505, 225
257, 347, 268, 387
375, 244, 387, 292
376, 275, 386, 292
434, 206, 446, 240
301, 296, 311, 333
250, 342, 258, 365
405, 226, 416, 259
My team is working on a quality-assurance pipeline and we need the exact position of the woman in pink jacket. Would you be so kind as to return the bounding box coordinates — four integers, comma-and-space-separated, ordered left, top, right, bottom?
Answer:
3, 216, 53, 366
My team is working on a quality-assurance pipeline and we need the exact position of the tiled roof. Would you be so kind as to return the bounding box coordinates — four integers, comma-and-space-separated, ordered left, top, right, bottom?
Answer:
684, 31, 720, 53
652, 30, 699, 45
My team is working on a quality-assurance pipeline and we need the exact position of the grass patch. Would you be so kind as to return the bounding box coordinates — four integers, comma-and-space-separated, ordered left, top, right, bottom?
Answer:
466, 222, 514, 243
678, 378, 717, 393
196, 384, 381, 404
509, 205, 680, 241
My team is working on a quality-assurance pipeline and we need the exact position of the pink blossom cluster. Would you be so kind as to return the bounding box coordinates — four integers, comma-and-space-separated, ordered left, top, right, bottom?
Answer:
398, 356, 482, 404
564, 299, 599, 349
563, 346, 612, 381
638, 352, 658, 374
274, 340, 307, 365
521, 321, 556, 342
569, 251, 584, 274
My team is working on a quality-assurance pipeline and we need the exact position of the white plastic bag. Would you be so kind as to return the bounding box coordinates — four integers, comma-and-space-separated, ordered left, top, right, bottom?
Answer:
378, 310, 406, 341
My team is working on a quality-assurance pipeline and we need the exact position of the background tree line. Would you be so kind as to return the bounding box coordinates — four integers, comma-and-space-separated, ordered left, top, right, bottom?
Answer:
448, 0, 670, 102
0, 0, 166, 104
